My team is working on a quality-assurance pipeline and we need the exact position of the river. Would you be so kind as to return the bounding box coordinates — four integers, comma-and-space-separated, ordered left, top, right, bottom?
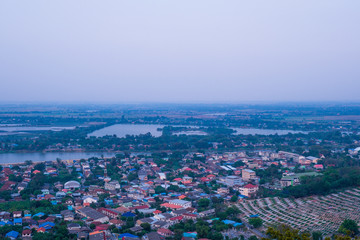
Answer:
0, 152, 115, 164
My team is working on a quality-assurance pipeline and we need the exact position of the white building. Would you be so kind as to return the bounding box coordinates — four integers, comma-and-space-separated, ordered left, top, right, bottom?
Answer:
158, 173, 166, 180
222, 175, 243, 187
168, 199, 191, 208
105, 180, 120, 191
64, 180, 81, 190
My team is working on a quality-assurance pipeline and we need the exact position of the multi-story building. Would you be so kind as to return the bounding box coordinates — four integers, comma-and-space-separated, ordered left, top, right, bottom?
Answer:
242, 169, 256, 182
104, 180, 120, 191
239, 184, 259, 197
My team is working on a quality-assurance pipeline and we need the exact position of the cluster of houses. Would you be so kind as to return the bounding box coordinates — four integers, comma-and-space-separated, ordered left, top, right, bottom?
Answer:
0, 150, 327, 239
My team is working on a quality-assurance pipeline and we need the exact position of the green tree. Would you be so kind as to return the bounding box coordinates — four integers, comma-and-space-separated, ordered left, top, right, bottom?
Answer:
140, 222, 151, 232
312, 231, 322, 240
249, 217, 263, 228
230, 195, 238, 202
154, 186, 166, 194
338, 219, 359, 236
198, 198, 210, 208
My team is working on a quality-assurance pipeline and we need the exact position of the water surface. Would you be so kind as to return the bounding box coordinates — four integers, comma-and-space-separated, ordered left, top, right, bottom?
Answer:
0, 152, 115, 164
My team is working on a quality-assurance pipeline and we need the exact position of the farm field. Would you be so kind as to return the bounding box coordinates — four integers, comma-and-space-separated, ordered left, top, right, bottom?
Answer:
237, 188, 360, 235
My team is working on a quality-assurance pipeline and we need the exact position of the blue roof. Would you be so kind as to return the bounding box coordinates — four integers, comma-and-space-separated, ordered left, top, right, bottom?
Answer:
39, 222, 55, 229
122, 212, 136, 217
33, 212, 45, 217
6, 230, 19, 238
14, 218, 22, 223
223, 220, 236, 225
119, 233, 138, 238
250, 214, 259, 218
183, 232, 197, 237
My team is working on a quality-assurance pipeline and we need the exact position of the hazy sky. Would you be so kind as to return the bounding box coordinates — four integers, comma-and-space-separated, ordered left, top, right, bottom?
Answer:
1, 1, 359, 103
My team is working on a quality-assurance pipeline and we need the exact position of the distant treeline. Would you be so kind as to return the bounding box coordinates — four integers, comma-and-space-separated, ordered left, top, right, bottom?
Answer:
282, 167, 360, 198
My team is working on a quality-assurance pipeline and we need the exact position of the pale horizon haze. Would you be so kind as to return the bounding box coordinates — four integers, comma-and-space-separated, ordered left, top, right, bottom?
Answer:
1, 1, 360, 103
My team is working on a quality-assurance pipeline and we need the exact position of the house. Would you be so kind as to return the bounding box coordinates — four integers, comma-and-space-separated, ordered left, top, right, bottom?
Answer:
99, 208, 120, 219
64, 180, 81, 190
83, 196, 98, 206
198, 209, 215, 217
136, 217, 157, 226
104, 180, 120, 191
6, 230, 19, 239
61, 210, 75, 221
280, 172, 319, 187
22, 229, 32, 238
217, 182, 231, 192
168, 199, 191, 208
242, 169, 256, 182
239, 184, 259, 197
314, 164, 324, 170
39, 221, 55, 230
109, 219, 124, 227
56, 191, 66, 199
37, 227, 46, 233
77, 207, 109, 223
118, 233, 139, 240
89, 231, 106, 240
142, 232, 163, 240
157, 228, 174, 237
14, 218, 22, 225
67, 223, 81, 231
183, 213, 198, 220
13, 211, 22, 218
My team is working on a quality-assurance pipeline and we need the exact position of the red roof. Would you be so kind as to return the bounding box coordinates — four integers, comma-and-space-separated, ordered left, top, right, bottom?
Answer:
161, 203, 183, 209
170, 215, 183, 221
243, 184, 258, 189
200, 177, 210, 182
157, 228, 174, 235
37, 227, 46, 233
95, 224, 109, 231
314, 164, 324, 169
153, 210, 162, 214
131, 205, 149, 210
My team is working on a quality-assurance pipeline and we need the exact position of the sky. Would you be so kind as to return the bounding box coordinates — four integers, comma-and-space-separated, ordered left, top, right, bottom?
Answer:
0, 0, 359, 103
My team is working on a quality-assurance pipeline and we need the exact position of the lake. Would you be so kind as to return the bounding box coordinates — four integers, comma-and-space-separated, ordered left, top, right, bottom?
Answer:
88, 124, 307, 137
0, 152, 115, 164
0, 126, 76, 135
